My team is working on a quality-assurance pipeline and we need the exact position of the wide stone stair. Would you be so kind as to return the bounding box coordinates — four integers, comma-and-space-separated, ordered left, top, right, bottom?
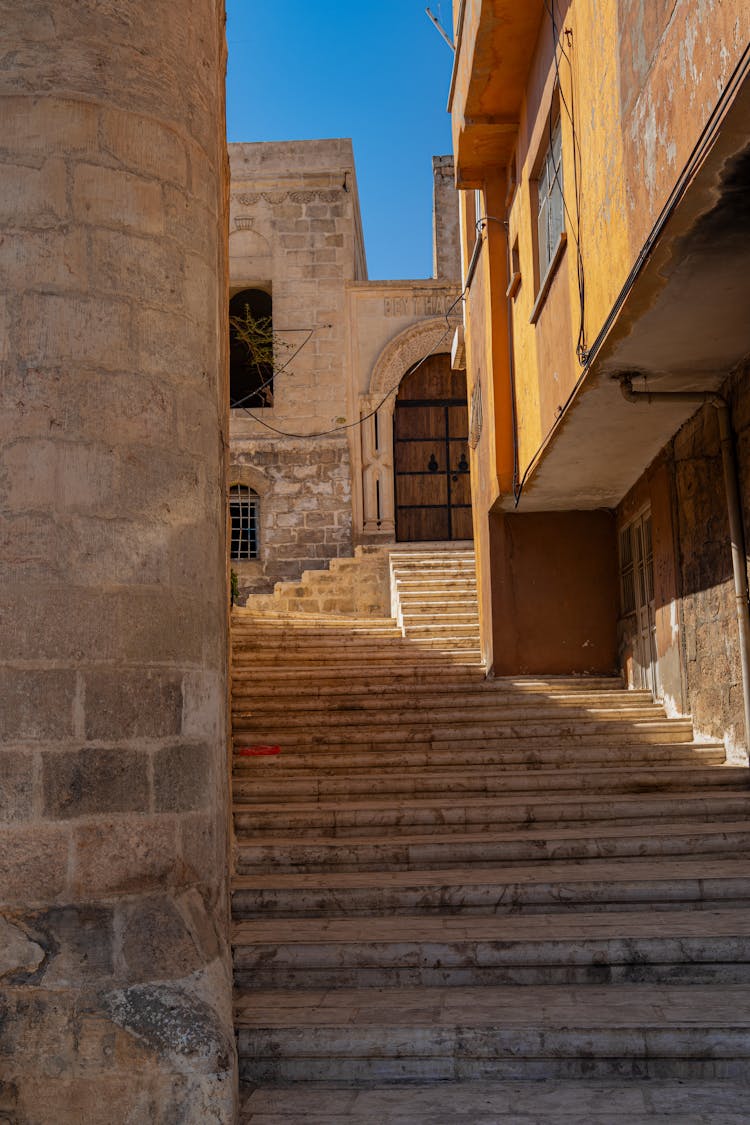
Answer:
232, 548, 750, 1121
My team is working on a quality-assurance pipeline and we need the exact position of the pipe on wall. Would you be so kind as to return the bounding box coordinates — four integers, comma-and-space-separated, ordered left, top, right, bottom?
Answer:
620, 376, 750, 757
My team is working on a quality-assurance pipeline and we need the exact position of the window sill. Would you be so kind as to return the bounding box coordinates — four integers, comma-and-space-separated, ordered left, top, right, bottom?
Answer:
529, 232, 567, 325
505, 271, 522, 300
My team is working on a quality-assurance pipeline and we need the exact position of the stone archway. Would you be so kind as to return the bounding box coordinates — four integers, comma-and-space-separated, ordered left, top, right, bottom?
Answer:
359, 318, 454, 537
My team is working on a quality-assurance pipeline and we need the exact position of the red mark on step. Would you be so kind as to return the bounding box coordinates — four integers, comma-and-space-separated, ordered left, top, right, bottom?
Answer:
237, 745, 282, 757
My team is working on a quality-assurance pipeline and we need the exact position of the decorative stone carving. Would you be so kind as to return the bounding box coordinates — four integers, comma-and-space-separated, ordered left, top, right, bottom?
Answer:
368, 317, 455, 397
359, 393, 395, 534
234, 188, 343, 206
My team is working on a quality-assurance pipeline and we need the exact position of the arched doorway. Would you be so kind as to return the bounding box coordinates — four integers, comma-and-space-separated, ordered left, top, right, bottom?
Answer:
393, 354, 473, 542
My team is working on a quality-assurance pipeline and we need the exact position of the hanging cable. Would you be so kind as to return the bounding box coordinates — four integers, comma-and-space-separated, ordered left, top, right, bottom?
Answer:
238, 290, 466, 440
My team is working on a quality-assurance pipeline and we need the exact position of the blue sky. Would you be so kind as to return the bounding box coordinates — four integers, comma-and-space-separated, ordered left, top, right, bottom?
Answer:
225, 1, 455, 280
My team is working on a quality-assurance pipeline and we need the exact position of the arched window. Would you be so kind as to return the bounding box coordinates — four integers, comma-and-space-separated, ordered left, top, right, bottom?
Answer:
229, 484, 260, 560
229, 288, 273, 408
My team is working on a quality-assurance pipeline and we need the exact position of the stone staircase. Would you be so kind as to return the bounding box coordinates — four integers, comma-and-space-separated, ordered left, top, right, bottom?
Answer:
231, 547, 750, 1122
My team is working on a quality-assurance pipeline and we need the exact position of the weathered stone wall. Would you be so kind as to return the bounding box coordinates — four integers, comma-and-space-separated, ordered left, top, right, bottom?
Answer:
432, 155, 461, 281
228, 141, 364, 591
0, 2, 235, 1120
230, 440, 352, 598
617, 361, 750, 762
672, 364, 750, 760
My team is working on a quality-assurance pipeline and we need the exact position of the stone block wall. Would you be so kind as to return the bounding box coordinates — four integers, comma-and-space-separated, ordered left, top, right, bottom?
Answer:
432, 155, 461, 282
617, 360, 750, 762
228, 140, 363, 592
0, 1, 235, 1120
673, 363, 750, 760
230, 439, 353, 598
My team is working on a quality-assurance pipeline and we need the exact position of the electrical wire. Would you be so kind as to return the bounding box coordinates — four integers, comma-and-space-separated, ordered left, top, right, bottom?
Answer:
229, 326, 318, 412
237, 291, 466, 439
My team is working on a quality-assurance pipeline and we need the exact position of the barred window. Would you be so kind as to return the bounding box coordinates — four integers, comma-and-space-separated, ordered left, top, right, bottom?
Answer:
536, 116, 564, 279
229, 484, 259, 560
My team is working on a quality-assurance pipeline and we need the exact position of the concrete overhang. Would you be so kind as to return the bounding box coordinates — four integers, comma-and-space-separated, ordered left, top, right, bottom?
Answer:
511, 69, 750, 513
449, 0, 544, 187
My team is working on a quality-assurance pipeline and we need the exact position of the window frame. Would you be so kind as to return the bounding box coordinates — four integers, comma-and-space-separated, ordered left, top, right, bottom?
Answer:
229, 483, 260, 562
529, 102, 567, 324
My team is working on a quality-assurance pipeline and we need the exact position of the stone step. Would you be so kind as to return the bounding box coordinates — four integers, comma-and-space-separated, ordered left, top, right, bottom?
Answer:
232, 732, 699, 759
232, 682, 660, 706
232, 670, 623, 689
238, 1078, 750, 1124
233, 637, 482, 655
399, 601, 479, 613
231, 702, 669, 732
233, 680, 653, 703
231, 718, 697, 749
232, 659, 488, 679
232, 765, 747, 806
232, 788, 750, 838
232, 742, 725, 775
392, 579, 478, 592
234, 820, 750, 874
231, 857, 750, 919
235, 983, 750, 1083
232, 613, 397, 629
391, 557, 476, 567
401, 612, 480, 625
393, 562, 474, 571
403, 623, 480, 638
232, 908, 750, 988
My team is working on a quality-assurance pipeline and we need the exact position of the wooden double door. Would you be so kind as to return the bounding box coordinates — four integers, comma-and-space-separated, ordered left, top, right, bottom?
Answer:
393, 356, 473, 542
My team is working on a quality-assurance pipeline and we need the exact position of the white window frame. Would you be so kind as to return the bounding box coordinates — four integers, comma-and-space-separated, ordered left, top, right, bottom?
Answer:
536, 116, 564, 281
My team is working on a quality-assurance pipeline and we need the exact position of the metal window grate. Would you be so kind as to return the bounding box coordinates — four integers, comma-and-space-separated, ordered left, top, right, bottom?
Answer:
229, 484, 259, 560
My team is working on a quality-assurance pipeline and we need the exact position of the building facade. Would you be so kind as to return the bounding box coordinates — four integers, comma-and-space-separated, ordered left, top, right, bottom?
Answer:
450, 0, 750, 758
228, 141, 466, 600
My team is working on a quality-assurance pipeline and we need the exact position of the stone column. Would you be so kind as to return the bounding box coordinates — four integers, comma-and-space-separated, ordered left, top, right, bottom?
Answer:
432, 155, 461, 281
0, 2, 234, 1121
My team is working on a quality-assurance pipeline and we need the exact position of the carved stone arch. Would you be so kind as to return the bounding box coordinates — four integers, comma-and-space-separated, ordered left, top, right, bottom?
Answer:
359, 318, 453, 539
368, 318, 452, 397
228, 463, 270, 498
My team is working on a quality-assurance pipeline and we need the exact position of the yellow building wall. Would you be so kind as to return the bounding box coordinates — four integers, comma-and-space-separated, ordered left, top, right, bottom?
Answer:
455, 0, 748, 491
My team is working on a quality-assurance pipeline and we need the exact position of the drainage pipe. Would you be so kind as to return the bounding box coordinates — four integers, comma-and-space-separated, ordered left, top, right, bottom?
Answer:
620, 377, 750, 755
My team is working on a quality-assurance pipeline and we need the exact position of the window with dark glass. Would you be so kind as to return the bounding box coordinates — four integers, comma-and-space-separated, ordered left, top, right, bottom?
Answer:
536, 117, 564, 280
229, 288, 273, 408
229, 484, 259, 560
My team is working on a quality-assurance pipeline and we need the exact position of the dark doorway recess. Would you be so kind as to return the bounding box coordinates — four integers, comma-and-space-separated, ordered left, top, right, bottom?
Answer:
229, 288, 273, 408
394, 354, 473, 542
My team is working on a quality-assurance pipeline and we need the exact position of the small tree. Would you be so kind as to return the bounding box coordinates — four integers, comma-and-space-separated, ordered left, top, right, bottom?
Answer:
229, 303, 293, 408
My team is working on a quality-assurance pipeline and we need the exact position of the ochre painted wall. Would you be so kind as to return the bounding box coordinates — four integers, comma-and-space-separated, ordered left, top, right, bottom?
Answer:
455, 0, 747, 489
489, 510, 619, 675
